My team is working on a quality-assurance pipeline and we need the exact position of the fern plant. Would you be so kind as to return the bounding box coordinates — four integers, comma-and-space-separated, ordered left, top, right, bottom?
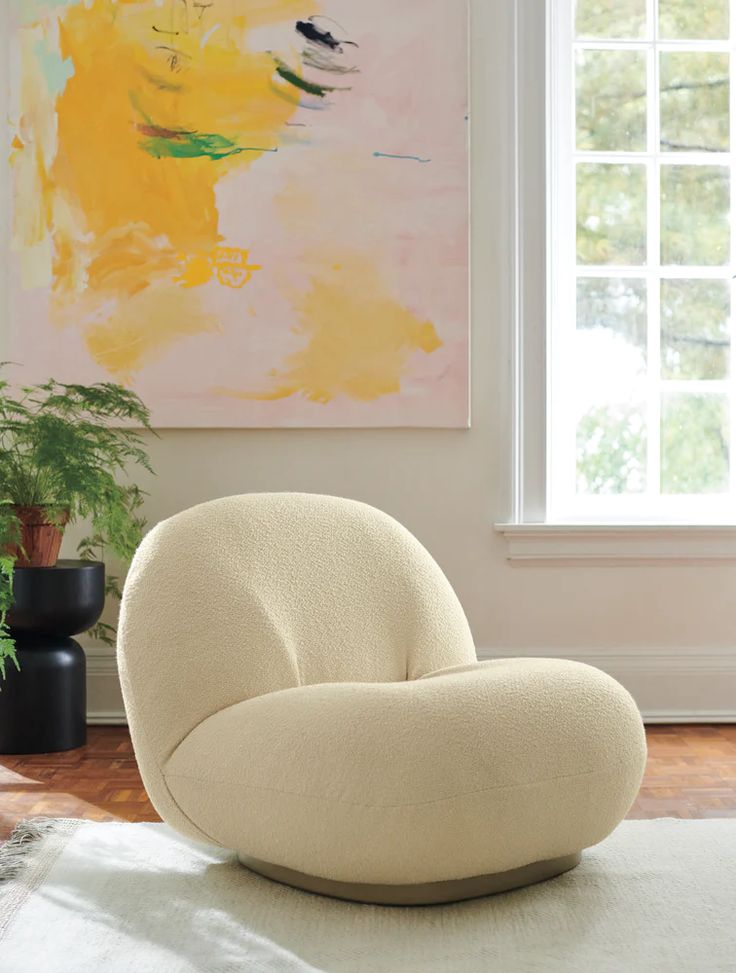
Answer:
0, 503, 20, 679
0, 369, 154, 677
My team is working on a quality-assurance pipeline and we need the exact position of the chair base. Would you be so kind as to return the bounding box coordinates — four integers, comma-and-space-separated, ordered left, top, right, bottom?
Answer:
238, 851, 582, 906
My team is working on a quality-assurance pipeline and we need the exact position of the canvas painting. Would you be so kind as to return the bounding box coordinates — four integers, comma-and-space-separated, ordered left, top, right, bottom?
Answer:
3, 0, 469, 427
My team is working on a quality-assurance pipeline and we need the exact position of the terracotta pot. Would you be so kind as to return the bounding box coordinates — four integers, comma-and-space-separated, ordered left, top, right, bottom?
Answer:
6, 505, 70, 568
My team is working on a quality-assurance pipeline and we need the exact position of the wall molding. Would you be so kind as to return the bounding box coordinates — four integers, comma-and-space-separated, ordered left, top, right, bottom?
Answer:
495, 523, 736, 566
85, 646, 126, 725
84, 645, 736, 725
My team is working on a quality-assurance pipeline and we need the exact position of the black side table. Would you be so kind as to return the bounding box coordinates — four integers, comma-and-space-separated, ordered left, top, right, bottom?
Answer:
0, 560, 105, 754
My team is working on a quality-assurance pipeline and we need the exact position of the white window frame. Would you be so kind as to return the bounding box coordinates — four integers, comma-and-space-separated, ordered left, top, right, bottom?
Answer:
497, 0, 736, 563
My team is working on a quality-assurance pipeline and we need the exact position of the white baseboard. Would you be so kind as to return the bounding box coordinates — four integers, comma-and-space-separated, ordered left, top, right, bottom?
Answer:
85, 647, 127, 725
87, 711, 129, 726
84, 646, 736, 726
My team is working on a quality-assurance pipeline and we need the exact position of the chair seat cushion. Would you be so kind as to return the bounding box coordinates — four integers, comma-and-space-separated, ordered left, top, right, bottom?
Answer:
164, 658, 646, 886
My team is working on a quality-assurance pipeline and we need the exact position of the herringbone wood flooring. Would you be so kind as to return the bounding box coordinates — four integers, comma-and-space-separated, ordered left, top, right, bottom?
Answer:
1, 725, 736, 840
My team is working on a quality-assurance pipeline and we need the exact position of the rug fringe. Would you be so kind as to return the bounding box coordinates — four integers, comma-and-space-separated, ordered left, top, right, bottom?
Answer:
0, 818, 82, 944
0, 818, 68, 884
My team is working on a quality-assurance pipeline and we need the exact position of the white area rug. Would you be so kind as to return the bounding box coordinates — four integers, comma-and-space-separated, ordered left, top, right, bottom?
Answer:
1, 818, 735, 972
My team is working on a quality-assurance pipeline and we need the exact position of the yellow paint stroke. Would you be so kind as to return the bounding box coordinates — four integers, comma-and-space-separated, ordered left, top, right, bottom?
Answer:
214, 256, 442, 404
54, 0, 311, 247
86, 225, 183, 299
85, 285, 221, 384
177, 247, 262, 290
13, 0, 318, 377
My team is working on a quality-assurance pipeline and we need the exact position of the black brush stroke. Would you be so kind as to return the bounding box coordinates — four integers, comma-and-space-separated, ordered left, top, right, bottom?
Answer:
296, 19, 341, 50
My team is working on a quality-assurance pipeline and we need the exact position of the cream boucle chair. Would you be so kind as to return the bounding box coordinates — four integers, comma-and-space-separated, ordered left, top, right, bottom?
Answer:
118, 493, 646, 905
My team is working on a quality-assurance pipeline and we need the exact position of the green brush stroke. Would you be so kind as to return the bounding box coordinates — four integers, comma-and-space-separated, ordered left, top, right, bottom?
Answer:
130, 93, 277, 161
272, 57, 339, 98
141, 131, 277, 161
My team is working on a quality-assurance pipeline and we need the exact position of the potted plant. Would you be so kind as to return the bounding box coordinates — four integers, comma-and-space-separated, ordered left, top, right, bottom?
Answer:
0, 369, 154, 680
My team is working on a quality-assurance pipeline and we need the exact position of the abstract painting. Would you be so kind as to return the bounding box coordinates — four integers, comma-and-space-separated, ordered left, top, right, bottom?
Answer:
3, 0, 469, 427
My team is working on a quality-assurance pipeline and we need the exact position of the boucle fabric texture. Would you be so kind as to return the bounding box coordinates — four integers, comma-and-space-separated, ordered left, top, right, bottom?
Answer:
118, 493, 646, 885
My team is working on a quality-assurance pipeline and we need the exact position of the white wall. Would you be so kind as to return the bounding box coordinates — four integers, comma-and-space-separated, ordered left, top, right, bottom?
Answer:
64, 0, 736, 721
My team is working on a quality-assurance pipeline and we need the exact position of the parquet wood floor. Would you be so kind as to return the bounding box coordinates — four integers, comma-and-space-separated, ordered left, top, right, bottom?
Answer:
1, 725, 736, 840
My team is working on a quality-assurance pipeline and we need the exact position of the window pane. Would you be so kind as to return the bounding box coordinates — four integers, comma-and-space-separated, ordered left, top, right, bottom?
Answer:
576, 0, 646, 38
577, 164, 647, 264
577, 51, 647, 152
660, 53, 729, 153
661, 279, 731, 379
577, 277, 647, 349
578, 406, 647, 493
661, 393, 729, 493
576, 280, 648, 494
659, 0, 729, 39
660, 165, 730, 265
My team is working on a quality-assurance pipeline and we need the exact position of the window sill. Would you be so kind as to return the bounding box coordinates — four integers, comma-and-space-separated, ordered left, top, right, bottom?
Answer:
494, 523, 736, 566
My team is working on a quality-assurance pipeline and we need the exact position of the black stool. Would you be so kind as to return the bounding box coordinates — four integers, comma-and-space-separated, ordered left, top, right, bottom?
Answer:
0, 560, 105, 753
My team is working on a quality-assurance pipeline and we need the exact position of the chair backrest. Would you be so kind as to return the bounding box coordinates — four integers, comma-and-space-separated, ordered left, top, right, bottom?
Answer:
118, 494, 475, 838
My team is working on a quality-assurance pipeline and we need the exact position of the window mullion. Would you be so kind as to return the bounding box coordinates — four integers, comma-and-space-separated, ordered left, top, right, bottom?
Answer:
546, 0, 577, 517
576, 265, 732, 278
573, 39, 732, 52
646, 2, 661, 503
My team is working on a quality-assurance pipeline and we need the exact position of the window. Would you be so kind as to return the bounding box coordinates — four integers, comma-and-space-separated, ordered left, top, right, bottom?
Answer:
548, 0, 736, 523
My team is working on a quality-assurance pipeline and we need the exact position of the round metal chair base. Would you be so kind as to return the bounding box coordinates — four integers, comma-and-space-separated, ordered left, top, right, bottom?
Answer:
238, 851, 582, 906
